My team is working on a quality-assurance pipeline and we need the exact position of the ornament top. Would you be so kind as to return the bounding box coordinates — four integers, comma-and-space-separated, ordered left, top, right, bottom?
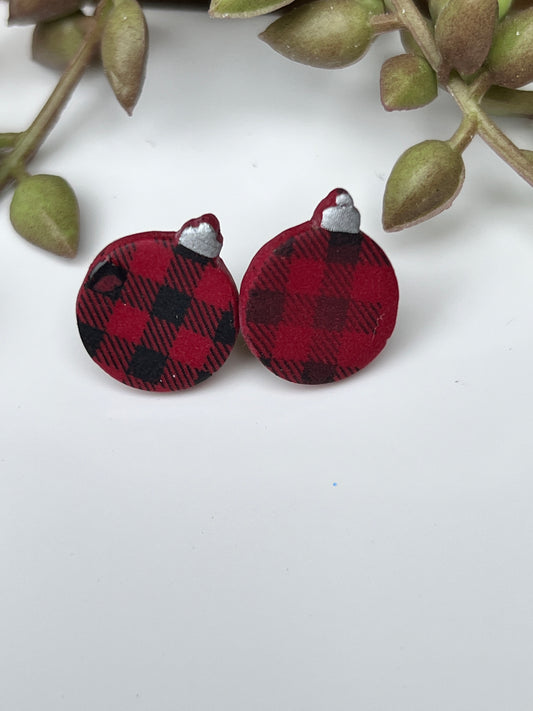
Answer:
177, 214, 223, 258
313, 188, 361, 234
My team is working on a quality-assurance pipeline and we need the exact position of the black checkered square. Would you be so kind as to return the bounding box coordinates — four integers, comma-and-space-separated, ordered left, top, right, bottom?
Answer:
152, 285, 192, 326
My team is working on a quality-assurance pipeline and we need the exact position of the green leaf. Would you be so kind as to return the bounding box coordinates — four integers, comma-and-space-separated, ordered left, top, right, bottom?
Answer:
383, 140, 465, 231
8, 0, 82, 25
428, 0, 449, 21
400, 27, 428, 57
10, 174, 80, 257
435, 0, 498, 77
259, 0, 375, 69
497, 0, 513, 18
487, 8, 533, 88
209, 0, 295, 19
101, 0, 148, 115
356, 0, 385, 13
380, 54, 437, 111
32, 12, 96, 71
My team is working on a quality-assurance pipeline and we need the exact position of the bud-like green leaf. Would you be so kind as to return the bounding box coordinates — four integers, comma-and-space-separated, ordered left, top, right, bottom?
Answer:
101, 0, 148, 114
9, 0, 82, 24
380, 54, 437, 110
428, 0, 449, 21
356, 0, 385, 12
386, 0, 434, 11
435, 0, 498, 76
400, 29, 425, 57
487, 8, 533, 88
10, 174, 80, 257
383, 140, 465, 231
481, 86, 533, 117
32, 12, 96, 71
209, 0, 295, 19
497, 0, 513, 18
259, 0, 375, 69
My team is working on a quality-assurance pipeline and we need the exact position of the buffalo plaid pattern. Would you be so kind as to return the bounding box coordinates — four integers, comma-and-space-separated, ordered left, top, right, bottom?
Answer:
76, 231, 238, 391
240, 225, 399, 384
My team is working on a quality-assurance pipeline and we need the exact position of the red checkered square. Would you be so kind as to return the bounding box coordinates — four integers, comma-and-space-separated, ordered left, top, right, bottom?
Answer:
105, 303, 149, 343
128, 239, 173, 283
351, 265, 395, 301
286, 258, 325, 295
193, 264, 234, 309
272, 324, 314, 361
169, 329, 213, 369
336, 330, 373, 369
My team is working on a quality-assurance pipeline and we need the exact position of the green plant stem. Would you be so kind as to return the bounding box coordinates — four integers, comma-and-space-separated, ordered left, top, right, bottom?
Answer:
369, 13, 403, 33
476, 112, 533, 185
448, 73, 533, 186
448, 115, 477, 154
0, 0, 112, 191
388, 0, 441, 70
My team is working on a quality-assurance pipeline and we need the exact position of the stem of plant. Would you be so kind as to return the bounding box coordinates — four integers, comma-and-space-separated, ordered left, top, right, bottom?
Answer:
0, 0, 112, 191
388, 0, 442, 70
448, 73, 533, 186
448, 115, 477, 154
369, 13, 403, 33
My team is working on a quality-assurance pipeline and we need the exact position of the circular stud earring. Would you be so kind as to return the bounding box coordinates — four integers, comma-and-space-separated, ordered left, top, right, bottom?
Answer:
76, 215, 239, 391
239, 188, 399, 384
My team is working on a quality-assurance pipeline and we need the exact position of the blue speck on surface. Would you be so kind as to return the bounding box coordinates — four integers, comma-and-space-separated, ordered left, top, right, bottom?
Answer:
333, 482, 338, 487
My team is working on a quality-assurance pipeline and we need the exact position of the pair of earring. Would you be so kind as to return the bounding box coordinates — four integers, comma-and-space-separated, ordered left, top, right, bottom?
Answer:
76, 188, 399, 391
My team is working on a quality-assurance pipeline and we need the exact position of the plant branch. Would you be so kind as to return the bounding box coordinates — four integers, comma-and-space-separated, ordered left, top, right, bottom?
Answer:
448, 115, 477, 154
448, 74, 533, 185
476, 111, 533, 185
369, 12, 403, 33
388, 0, 442, 70
0, 0, 112, 191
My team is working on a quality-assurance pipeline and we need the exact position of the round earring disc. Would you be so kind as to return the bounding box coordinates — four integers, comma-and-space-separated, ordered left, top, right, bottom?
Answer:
240, 221, 399, 385
76, 230, 239, 391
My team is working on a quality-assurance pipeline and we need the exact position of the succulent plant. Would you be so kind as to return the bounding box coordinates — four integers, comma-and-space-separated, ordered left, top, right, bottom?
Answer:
0, 0, 147, 257
1, 0, 533, 257
243, 0, 533, 231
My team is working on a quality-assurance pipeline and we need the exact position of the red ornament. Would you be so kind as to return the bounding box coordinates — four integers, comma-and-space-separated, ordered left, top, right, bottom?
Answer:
76, 215, 239, 391
239, 189, 399, 384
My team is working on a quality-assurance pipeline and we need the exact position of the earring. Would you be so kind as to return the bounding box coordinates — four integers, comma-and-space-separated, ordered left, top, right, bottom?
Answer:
239, 189, 399, 385
76, 215, 239, 391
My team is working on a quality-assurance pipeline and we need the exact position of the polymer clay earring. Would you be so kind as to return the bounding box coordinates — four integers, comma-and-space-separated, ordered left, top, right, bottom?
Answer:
76, 215, 239, 391
239, 188, 399, 384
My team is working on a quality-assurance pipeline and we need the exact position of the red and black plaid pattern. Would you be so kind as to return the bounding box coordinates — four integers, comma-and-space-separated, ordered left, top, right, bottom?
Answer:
240, 224, 398, 384
76, 231, 239, 391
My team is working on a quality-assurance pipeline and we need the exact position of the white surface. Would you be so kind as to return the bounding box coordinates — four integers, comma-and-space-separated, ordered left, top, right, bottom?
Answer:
1, 5, 533, 710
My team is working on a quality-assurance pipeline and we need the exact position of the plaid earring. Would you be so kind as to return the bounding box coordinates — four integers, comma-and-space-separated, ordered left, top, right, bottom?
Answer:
239, 188, 399, 385
76, 189, 398, 390
76, 215, 239, 391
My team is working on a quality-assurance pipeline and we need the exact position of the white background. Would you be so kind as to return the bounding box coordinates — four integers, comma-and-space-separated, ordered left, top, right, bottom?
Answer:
1, 3, 533, 709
